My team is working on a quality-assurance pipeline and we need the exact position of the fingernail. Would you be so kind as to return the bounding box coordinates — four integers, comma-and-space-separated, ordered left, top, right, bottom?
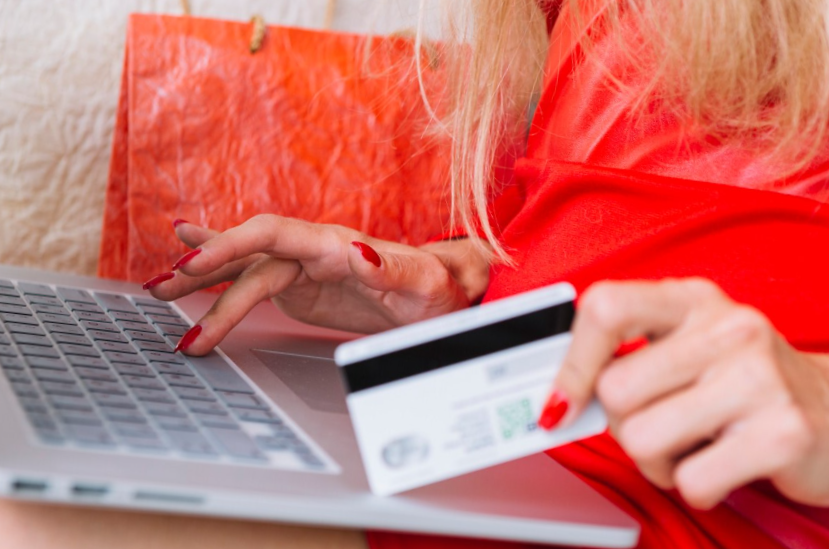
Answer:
351, 241, 381, 268
142, 271, 175, 290
172, 248, 201, 271
172, 218, 189, 229
174, 324, 202, 353
538, 390, 569, 430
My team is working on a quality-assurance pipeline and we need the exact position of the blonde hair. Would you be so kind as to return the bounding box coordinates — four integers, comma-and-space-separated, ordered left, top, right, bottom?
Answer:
433, 0, 829, 262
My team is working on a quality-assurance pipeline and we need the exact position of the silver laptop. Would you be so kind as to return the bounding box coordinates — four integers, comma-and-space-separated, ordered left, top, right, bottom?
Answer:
0, 264, 639, 547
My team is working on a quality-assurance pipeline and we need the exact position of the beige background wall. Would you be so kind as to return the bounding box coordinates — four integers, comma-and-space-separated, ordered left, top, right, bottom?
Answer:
0, 0, 440, 276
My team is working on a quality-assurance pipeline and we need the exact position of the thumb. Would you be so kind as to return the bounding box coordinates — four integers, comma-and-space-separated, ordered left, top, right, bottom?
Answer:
174, 220, 220, 249
348, 241, 446, 297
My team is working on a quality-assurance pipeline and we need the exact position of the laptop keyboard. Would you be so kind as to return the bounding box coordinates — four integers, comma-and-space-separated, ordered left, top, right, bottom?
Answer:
0, 279, 329, 471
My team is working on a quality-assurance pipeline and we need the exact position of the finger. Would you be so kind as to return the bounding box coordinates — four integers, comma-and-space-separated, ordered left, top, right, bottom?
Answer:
348, 242, 462, 304
673, 405, 813, 509
546, 278, 724, 429
178, 256, 302, 356
614, 353, 762, 488
174, 222, 219, 249
173, 215, 355, 277
145, 254, 260, 301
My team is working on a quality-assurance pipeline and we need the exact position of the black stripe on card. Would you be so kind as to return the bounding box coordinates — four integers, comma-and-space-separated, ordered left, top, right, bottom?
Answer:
340, 301, 575, 394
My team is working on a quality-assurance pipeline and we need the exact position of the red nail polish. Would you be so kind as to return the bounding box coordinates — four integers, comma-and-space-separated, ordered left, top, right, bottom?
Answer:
172, 248, 201, 271
142, 271, 175, 290
538, 391, 569, 430
174, 324, 202, 353
351, 241, 381, 268
172, 218, 189, 228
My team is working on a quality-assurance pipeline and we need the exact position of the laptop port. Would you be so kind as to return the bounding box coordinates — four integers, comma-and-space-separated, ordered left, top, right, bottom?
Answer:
71, 484, 109, 497
11, 479, 48, 494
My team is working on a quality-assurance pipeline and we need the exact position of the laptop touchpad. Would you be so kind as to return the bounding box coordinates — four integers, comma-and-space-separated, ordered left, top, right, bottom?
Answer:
251, 349, 348, 415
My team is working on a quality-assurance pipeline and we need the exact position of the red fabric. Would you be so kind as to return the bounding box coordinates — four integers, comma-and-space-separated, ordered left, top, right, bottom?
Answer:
369, 2, 829, 548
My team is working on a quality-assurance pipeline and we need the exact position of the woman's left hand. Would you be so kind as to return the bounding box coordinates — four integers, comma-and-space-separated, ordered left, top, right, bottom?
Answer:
542, 278, 829, 509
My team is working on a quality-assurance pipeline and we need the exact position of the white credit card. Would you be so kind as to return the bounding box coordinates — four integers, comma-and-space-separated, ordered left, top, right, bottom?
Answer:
335, 282, 607, 496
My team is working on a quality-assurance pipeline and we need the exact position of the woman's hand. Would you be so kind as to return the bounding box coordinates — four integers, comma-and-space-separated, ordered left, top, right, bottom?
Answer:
541, 278, 829, 509
143, 216, 490, 356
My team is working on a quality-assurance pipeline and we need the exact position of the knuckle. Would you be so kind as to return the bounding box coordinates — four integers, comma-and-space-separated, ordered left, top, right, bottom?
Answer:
719, 306, 773, 347
618, 417, 664, 464
596, 369, 633, 417
769, 407, 815, 461
676, 277, 723, 300
579, 282, 625, 331
674, 465, 717, 510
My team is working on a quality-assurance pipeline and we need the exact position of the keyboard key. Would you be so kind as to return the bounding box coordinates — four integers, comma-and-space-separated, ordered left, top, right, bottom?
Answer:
12, 333, 53, 347
0, 303, 32, 316
143, 351, 185, 364
0, 356, 25, 369
112, 423, 157, 439
0, 287, 20, 298
157, 324, 188, 337
74, 367, 117, 382
27, 356, 69, 370
183, 400, 227, 415
79, 320, 118, 333
50, 333, 92, 346
123, 375, 165, 391
31, 369, 75, 384
116, 320, 155, 333
37, 312, 77, 325
19, 345, 60, 359
133, 340, 175, 353
161, 373, 204, 389
156, 416, 198, 432
27, 412, 59, 430
133, 388, 176, 404
27, 295, 63, 307
142, 402, 187, 417
48, 394, 94, 412
134, 297, 172, 309
0, 312, 38, 325
83, 379, 127, 394
104, 351, 145, 365
5, 323, 45, 336
109, 311, 144, 323
67, 302, 104, 314
56, 409, 102, 426
193, 413, 239, 429
56, 287, 96, 304
206, 427, 266, 460
0, 344, 17, 356
64, 424, 115, 446
91, 393, 136, 409
0, 279, 13, 288
171, 386, 215, 402
118, 435, 168, 451
235, 409, 282, 424
0, 296, 25, 307
17, 283, 56, 298
31, 304, 70, 316
87, 329, 127, 343
73, 311, 110, 323
0, 333, 9, 346
97, 341, 136, 354
67, 355, 109, 369
60, 344, 101, 357
4, 369, 32, 383
102, 408, 147, 424
150, 362, 192, 376
11, 381, 41, 397
94, 293, 139, 314
216, 391, 269, 410
255, 435, 291, 451
19, 396, 49, 414
112, 363, 155, 377
169, 431, 217, 456
148, 313, 188, 326
125, 330, 166, 343
189, 353, 255, 394
40, 381, 84, 397
44, 322, 84, 336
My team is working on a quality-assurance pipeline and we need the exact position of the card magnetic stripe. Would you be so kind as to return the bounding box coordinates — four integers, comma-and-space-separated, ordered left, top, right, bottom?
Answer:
340, 301, 575, 394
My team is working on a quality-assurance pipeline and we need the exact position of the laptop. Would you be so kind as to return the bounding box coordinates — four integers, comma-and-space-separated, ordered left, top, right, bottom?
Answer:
0, 263, 639, 547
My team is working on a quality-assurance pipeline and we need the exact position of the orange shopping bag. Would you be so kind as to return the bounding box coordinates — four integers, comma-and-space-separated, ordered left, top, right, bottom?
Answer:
99, 14, 452, 283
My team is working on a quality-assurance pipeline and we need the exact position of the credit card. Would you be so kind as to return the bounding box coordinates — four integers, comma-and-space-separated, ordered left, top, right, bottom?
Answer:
335, 283, 607, 496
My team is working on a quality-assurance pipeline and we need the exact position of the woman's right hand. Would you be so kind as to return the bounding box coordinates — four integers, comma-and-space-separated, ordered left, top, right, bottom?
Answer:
143, 215, 490, 356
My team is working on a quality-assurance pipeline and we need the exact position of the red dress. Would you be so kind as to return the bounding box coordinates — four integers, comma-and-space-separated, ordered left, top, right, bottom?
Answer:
368, 2, 829, 548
